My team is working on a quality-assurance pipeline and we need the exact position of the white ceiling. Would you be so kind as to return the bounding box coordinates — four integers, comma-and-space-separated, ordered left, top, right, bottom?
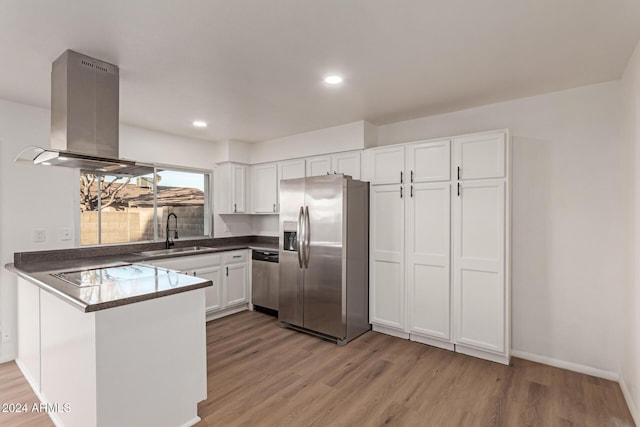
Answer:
1, 0, 639, 143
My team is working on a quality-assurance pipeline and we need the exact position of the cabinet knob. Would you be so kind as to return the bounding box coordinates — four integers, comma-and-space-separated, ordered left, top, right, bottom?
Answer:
226, 266, 229, 276
234, 203, 237, 213
400, 185, 403, 199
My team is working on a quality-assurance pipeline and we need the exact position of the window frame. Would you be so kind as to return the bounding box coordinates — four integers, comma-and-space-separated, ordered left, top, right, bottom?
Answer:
76, 164, 213, 246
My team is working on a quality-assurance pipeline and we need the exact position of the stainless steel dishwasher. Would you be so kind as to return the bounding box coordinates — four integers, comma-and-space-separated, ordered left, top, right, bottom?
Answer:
251, 250, 279, 313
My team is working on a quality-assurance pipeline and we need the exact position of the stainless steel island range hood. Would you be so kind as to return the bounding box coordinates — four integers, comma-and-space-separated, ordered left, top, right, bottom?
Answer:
16, 50, 153, 176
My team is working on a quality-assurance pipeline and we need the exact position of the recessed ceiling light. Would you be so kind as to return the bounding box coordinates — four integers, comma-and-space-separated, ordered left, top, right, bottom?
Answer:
192, 121, 207, 128
324, 75, 343, 85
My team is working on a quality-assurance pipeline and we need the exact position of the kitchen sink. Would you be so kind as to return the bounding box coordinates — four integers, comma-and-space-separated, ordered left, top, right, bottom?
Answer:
134, 246, 215, 257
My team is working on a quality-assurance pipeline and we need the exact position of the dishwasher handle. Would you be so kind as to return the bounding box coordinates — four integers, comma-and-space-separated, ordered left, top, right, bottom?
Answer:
251, 250, 280, 263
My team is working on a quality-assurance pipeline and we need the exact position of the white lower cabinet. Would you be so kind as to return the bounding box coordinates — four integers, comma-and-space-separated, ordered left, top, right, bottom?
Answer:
224, 262, 248, 306
197, 266, 222, 312
369, 184, 405, 330
407, 182, 451, 348
147, 249, 249, 320
367, 130, 510, 364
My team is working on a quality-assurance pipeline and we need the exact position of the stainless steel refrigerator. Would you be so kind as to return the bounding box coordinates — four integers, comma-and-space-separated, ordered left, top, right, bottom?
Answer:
279, 174, 370, 345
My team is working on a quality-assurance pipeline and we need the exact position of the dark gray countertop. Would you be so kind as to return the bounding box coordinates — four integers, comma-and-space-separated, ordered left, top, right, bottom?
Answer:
7, 262, 212, 313
6, 235, 278, 313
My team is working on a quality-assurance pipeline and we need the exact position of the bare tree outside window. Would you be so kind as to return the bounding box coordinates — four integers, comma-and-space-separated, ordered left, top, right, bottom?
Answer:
80, 174, 131, 212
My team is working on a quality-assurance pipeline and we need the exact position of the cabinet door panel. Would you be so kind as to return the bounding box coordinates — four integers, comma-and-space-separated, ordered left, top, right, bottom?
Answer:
333, 151, 361, 179
306, 156, 331, 177
231, 164, 246, 213
362, 146, 404, 185
454, 133, 505, 180
197, 266, 222, 312
406, 140, 450, 183
278, 159, 306, 210
278, 160, 306, 181
369, 184, 405, 329
453, 180, 505, 353
407, 182, 450, 340
253, 164, 278, 213
225, 263, 247, 306
17, 280, 40, 390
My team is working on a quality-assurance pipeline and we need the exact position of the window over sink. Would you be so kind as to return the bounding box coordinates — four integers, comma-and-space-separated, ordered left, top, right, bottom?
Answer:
79, 167, 211, 245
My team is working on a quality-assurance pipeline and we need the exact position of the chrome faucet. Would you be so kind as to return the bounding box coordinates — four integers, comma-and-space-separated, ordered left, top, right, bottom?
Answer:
166, 212, 178, 249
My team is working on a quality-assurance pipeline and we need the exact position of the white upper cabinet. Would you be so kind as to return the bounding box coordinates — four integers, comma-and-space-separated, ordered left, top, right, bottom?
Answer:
278, 159, 306, 182
406, 139, 451, 183
362, 146, 405, 184
306, 155, 332, 177
306, 151, 361, 179
231, 164, 247, 213
332, 151, 361, 179
217, 163, 248, 214
252, 163, 278, 214
454, 132, 505, 180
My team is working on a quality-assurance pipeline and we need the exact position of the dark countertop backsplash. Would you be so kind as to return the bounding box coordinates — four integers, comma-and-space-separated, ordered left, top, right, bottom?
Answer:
14, 235, 278, 266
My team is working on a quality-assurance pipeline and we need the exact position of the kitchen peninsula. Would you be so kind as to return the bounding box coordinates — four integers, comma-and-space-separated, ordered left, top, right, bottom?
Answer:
6, 255, 211, 427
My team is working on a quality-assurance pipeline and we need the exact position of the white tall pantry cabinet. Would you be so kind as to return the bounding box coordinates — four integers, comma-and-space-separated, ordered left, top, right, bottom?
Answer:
363, 129, 510, 365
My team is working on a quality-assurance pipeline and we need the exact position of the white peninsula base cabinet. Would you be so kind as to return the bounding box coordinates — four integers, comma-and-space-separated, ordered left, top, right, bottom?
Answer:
16, 278, 207, 427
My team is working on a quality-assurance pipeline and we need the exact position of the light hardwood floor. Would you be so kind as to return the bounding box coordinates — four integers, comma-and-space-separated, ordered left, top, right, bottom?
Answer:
196, 311, 634, 427
0, 310, 634, 426
0, 361, 53, 427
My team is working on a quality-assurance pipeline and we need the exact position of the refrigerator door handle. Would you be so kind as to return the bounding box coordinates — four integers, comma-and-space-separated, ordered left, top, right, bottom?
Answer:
297, 206, 304, 268
304, 206, 311, 268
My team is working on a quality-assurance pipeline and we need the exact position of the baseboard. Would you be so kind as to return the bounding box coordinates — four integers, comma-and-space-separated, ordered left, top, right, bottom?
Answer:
205, 304, 247, 322
410, 334, 455, 352
620, 378, 639, 426
179, 416, 202, 427
457, 345, 509, 365
511, 350, 619, 381
371, 324, 410, 340
0, 355, 16, 364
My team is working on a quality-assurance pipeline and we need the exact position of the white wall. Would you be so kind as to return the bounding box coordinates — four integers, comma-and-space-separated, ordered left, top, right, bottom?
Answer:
621, 39, 640, 424
377, 81, 627, 376
119, 125, 217, 171
213, 139, 252, 164
250, 120, 372, 164
0, 98, 219, 363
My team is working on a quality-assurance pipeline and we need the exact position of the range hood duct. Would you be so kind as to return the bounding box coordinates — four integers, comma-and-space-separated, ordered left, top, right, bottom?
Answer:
15, 50, 153, 177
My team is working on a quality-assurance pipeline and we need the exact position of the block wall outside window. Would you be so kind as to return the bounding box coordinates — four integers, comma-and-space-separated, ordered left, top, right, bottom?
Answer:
80, 168, 210, 245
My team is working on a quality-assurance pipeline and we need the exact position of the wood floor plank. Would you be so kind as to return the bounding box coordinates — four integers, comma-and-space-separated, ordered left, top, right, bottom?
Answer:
0, 362, 54, 427
1, 309, 635, 426
198, 311, 635, 427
